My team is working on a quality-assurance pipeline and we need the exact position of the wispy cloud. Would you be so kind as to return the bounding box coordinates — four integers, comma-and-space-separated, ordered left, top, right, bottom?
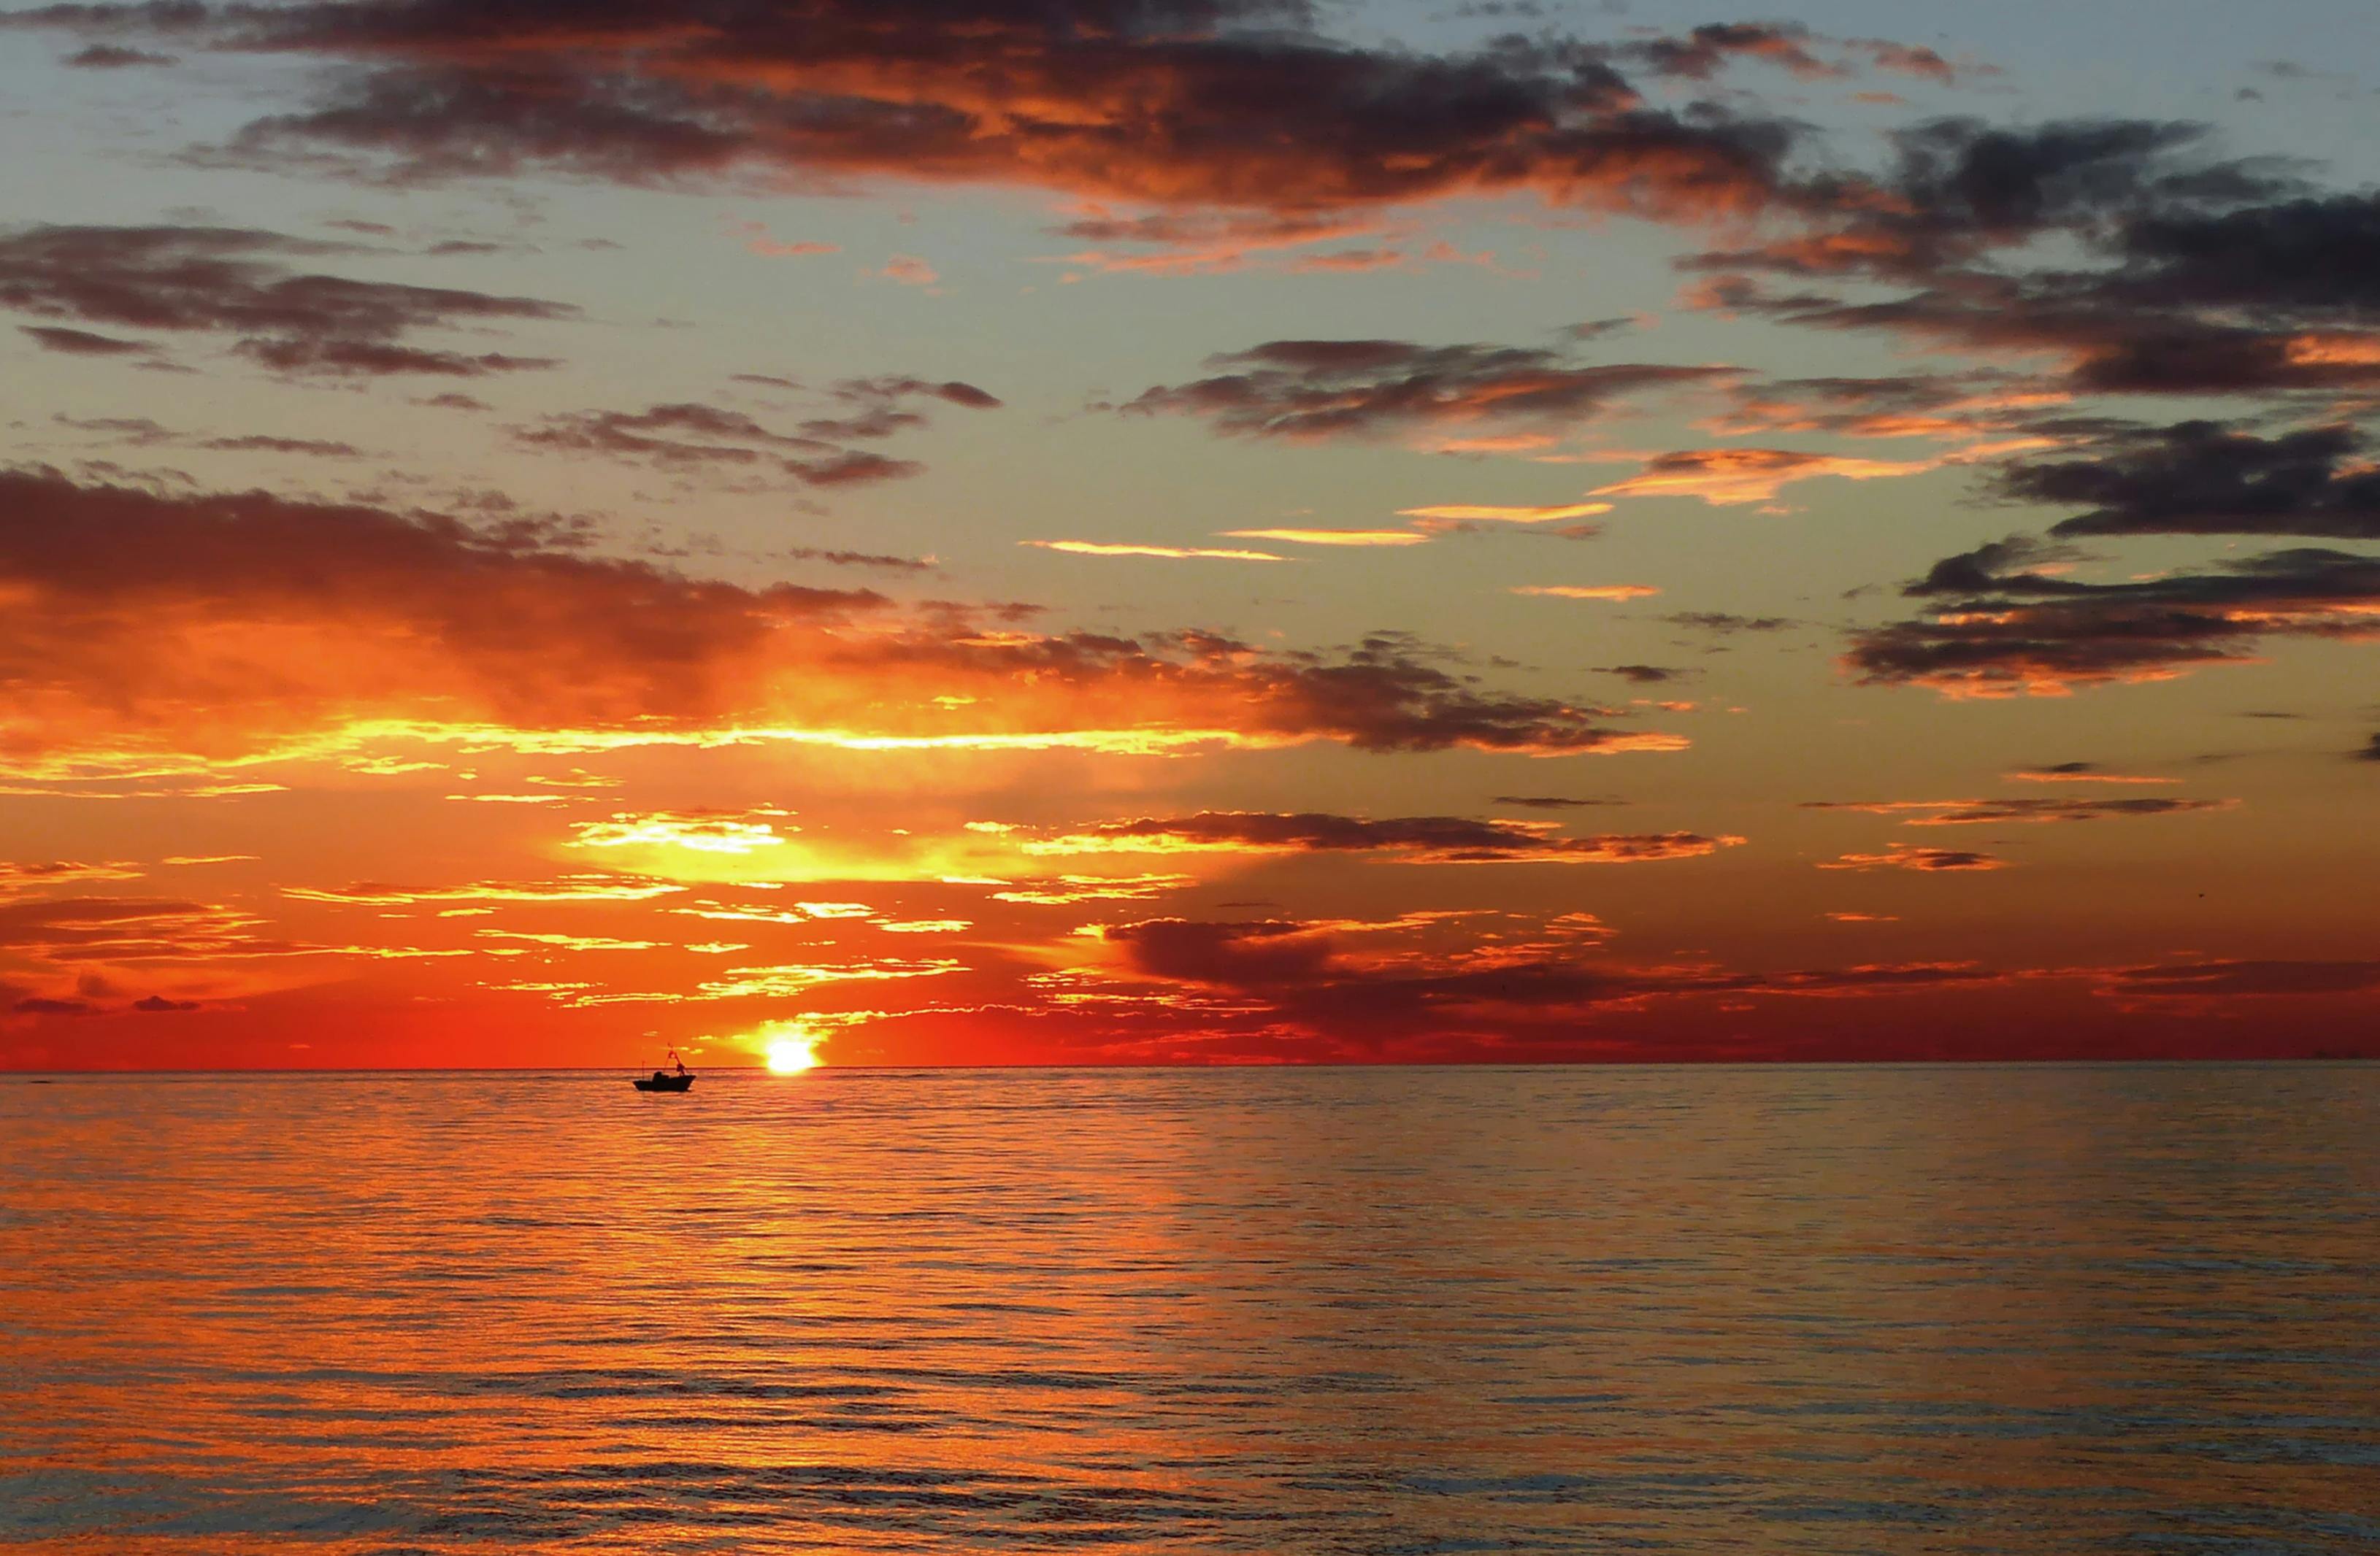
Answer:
1220, 528, 1429, 547
1817, 846, 2008, 871
1512, 585, 1660, 601
1022, 540, 1286, 562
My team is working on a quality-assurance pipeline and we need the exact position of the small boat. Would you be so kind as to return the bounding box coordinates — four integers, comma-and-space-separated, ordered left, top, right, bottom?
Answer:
632, 1049, 695, 1093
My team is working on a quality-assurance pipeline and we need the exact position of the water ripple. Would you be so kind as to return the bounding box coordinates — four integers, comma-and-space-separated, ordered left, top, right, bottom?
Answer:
2, 1063, 2375, 1553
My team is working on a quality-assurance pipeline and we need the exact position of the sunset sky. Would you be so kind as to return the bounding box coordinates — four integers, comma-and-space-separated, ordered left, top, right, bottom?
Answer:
2, 0, 2377, 1068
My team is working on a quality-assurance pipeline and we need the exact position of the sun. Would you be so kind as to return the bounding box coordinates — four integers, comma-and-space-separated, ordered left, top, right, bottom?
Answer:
759, 1023, 820, 1074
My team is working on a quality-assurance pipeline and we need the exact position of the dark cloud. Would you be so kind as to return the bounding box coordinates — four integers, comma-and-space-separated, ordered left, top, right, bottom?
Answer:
1222, 633, 1688, 755
6, 2, 215, 31
515, 402, 921, 487
2110, 193, 2380, 315
1992, 421, 2380, 542
1899, 532, 2081, 596
1721, 278, 2380, 399
1621, 23, 1837, 82
1034, 810, 1735, 863
0, 224, 575, 376
12, 996, 97, 1016
519, 403, 831, 465
62, 42, 174, 65
53, 413, 172, 444
9, 1, 1824, 226
1817, 845, 2006, 871
131, 994, 201, 1011
1103, 918, 1337, 987
236, 336, 556, 377
1694, 145, 2380, 401
1845, 38, 1964, 85
1694, 118, 2291, 282
20, 323, 156, 356
1805, 796, 2229, 824
47, 415, 362, 458
796, 377, 1003, 440
1847, 541, 2380, 695
1600, 664, 1684, 683
1881, 118, 2248, 269
783, 547, 935, 573
521, 381, 993, 486
1493, 796, 1626, 809
2354, 734, 2380, 763
1664, 611, 1795, 633
1099, 914, 2006, 1043
0, 896, 266, 960
1122, 339, 1727, 441
196, 434, 362, 458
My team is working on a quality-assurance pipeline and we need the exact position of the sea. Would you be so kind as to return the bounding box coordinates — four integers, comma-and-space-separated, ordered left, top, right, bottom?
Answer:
1, 1064, 2374, 1554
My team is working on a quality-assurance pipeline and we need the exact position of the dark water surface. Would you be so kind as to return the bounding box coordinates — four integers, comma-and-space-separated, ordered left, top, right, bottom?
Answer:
2, 1065, 2375, 1553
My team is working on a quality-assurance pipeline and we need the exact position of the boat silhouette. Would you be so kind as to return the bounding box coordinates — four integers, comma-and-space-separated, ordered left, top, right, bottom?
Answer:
632, 1049, 695, 1093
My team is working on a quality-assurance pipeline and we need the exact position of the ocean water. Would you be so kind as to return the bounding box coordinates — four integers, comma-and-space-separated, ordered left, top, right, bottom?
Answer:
1, 1064, 2375, 1555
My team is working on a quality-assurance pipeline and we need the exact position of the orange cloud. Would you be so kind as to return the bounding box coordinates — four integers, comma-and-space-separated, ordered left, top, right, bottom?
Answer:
1591, 447, 1936, 505
0, 471, 1703, 776
1021, 540, 1286, 562
283, 877, 684, 906
1817, 846, 2008, 871
1044, 211, 1383, 277
1511, 585, 1661, 601
476, 930, 666, 952
690, 959, 963, 999
570, 808, 799, 855
989, 875, 1194, 905
2005, 764, 2179, 785
0, 860, 145, 895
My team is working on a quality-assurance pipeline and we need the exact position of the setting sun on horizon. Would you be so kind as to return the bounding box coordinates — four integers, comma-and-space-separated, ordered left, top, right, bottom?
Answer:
761, 1027, 821, 1074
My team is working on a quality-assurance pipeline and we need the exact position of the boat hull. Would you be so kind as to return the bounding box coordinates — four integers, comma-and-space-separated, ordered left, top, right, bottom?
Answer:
632, 1076, 695, 1093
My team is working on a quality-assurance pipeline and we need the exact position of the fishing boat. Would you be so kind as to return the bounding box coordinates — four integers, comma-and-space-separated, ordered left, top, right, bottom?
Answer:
632, 1049, 695, 1093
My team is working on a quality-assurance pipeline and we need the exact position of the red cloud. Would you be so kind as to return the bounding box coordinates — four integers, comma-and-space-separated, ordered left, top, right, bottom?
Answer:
0, 471, 1689, 776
